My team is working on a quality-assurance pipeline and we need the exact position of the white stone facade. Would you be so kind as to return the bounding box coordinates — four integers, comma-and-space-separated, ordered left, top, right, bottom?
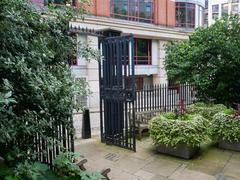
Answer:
70, 16, 190, 112
208, 0, 240, 25
71, 16, 191, 137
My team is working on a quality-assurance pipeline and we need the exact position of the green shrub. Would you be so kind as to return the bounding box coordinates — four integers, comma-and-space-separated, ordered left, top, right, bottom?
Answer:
53, 152, 104, 180
223, 108, 235, 115
161, 112, 177, 120
212, 113, 240, 142
187, 103, 230, 120
149, 112, 209, 147
0, 161, 58, 180
0, 152, 104, 180
0, 0, 95, 163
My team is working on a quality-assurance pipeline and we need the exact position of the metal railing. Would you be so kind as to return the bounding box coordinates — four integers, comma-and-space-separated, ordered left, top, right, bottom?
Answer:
135, 84, 197, 113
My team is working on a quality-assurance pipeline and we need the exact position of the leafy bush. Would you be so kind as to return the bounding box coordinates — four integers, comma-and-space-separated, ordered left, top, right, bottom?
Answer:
0, 152, 104, 180
165, 15, 240, 106
223, 108, 235, 115
149, 112, 209, 147
212, 113, 240, 142
187, 103, 231, 120
0, 161, 58, 180
161, 112, 177, 120
0, 0, 97, 163
53, 152, 104, 180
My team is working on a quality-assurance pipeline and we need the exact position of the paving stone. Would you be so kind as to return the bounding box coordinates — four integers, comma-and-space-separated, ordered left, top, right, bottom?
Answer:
142, 158, 181, 177
115, 156, 150, 174
169, 165, 216, 180
111, 170, 141, 180
151, 175, 173, 180
187, 160, 224, 175
134, 170, 155, 179
74, 137, 240, 180
229, 152, 240, 164
186, 147, 232, 176
224, 175, 239, 180
129, 147, 155, 160
193, 147, 232, 166
215, 173, 225, 180
223, 161, 240, 179
153, 152, 190, 165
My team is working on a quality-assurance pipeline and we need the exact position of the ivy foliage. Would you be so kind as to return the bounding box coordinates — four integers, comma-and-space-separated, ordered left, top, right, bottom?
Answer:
187, 102, 233, 120
165, 15, 240, 106
212, 113, 240, 142
149, 112, 209, 147
0, 0, 95, 162
53, 152, 104, 179
0, 152, 105, 180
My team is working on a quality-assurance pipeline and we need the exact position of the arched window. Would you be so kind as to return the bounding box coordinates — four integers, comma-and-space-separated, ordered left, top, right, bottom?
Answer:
110, 0, 154, 24
176, 2, 195, 28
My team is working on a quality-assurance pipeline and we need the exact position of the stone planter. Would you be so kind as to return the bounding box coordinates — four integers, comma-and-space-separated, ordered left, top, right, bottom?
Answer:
218, 139, 240, 152
157, 144, 199, 159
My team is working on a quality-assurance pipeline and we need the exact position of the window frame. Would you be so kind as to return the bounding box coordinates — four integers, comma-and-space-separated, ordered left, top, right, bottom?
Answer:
212, 4, 219, 20
176, 2, 196, 29
134, 38, 152, 65
110, 0, 154, 24
221, 3, 229, 16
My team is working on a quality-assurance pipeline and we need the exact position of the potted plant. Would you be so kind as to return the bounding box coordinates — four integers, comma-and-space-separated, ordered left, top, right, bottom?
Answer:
212, 109, 240, 151
149, 112, 209, 159
187, 102, 227, 120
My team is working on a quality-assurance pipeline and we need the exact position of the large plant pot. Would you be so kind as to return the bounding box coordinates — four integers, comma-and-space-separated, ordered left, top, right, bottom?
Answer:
157, 144, 199, 159
219, 140, 240, 152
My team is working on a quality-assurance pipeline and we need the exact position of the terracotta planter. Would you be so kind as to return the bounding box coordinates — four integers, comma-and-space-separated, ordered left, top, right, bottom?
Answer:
157, 144, 199, 159
218, 139, 240, 152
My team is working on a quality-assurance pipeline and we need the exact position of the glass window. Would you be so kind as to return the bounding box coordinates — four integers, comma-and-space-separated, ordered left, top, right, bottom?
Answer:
222, 3, 229, 16
212, 4, 219, 12
212, 4, 219, 20
134, 38, 152, 65
176, 2, 195, 28
231, 0, 239, 14
110, 0, 154, 24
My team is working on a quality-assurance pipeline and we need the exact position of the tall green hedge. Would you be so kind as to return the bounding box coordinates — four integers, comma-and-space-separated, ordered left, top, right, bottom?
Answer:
165, 15, 240, 106
0, 0, 90, 161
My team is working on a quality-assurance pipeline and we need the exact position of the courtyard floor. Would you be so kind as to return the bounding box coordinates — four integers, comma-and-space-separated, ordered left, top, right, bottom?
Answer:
75, 137, 240, 180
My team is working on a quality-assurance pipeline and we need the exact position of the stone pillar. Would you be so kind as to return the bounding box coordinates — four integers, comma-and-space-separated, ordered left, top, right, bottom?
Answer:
195, 4, 199, 28
153, 40, 168, 85
86, 35, 100, 112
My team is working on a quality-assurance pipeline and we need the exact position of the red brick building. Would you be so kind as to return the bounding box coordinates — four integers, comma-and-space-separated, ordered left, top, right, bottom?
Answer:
32, 0, 205, 112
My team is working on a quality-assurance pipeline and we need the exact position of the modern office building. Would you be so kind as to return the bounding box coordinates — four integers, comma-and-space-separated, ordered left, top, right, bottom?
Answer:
32, 0, 206, 111
208, 0, 240, 25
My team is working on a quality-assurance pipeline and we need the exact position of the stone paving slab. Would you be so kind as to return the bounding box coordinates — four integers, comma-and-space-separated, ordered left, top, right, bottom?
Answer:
75, 137, 240, 180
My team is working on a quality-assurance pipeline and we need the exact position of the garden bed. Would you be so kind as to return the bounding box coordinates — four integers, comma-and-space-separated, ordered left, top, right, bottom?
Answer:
149, 112, 209, 159
187, 103, 229, 120
157, 143, 199, 159
218, 139, 240, 152
212, 112, 240, 152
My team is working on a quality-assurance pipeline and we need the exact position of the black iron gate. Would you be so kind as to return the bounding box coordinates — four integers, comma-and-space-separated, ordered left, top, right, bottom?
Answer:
99, 35, 136, 151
